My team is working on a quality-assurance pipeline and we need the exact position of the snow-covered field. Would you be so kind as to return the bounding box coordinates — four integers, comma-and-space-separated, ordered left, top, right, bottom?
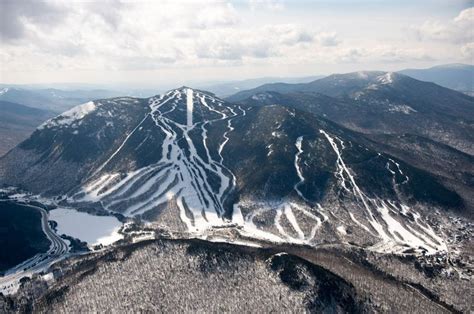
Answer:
49, 207, 123, 247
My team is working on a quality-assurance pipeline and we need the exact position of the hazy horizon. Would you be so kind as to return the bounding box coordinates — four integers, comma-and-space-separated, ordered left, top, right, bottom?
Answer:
1, 62, 471, 92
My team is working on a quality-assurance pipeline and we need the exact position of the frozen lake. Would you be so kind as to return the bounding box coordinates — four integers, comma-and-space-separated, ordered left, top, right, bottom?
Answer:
49, 207, 123, 247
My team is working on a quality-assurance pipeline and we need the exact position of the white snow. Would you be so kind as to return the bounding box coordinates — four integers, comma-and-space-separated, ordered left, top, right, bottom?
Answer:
39, 101, 96, 129
91, 114, 149, 176
235, 200, 325, 245
271, 131, 282, 138
293, 136, 310, 202
266, 144, 273, 156
59, 86, 447, 256
49, 207, 123, 247
0, 87, 9, 95
377, 72, 395, 85
203, 236, 263, 248
74, 89, 243, 234
283, 204, 305, 240
336, 225, 347, 235
251, 93, 273, 101
388, 104, 417, 114
42, 272, 55, 282
186, 88, 194, 127
320, 128, 447, 254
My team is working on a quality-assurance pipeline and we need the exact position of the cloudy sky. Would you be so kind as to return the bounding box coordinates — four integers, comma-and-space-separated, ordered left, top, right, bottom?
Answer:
0, 0, 472, 87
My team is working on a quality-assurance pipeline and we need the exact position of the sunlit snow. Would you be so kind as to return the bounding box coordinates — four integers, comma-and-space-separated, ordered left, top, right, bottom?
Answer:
39, 101, 96, 129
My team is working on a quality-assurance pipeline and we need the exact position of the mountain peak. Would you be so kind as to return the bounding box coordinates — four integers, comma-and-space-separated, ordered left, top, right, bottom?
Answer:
163, 86, 218, 99
376, 72, 396, 84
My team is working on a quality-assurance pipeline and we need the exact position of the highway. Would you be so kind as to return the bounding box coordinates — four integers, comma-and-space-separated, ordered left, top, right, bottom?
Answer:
0, 201, 69, 295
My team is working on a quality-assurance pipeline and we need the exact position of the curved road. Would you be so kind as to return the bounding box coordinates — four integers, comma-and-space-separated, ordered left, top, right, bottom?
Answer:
0, 201, 69, 295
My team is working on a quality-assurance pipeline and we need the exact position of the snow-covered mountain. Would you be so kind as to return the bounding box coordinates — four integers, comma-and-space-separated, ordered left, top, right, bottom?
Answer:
0, 87, 466, 256
1, 85, 472, 313
229, 72, 474, 213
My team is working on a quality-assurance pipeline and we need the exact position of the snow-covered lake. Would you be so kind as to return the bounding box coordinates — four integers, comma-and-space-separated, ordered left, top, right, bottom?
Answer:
49, 207, 123, 247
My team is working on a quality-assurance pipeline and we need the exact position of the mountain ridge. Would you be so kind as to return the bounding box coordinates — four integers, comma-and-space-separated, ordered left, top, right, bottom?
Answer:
398, 63, 474, 94
0, 101, 55, 156
230, 72, 474, 153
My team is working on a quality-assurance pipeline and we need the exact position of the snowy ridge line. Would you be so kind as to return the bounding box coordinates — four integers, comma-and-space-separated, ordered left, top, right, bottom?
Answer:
73, 88, 243, 233
319, 129, 446, 254
38, 101, 97, 130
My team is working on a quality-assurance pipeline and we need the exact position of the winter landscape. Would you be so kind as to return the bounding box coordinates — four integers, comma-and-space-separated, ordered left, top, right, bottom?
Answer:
0, 0, 473, 313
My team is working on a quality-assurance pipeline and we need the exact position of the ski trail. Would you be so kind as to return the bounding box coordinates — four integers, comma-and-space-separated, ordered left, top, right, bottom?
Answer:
69, 87, 446, 255
92, 114, 149, 177
75, 88, 245, 233
294, 136, 310, 203
284, 204, 305, 240
320, 129, 446, 254
320, 129, 377, 235
187, 88, 194, 127
387, 158, 409, 185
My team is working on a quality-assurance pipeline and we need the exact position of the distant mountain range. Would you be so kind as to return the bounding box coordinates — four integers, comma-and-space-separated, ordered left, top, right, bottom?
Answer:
198, 63, 473, 96
225, 64, 473, 99
198, 76, 324, 97
0, 101, 55, 156
0, 87, 125, 113
399, 63, 474, 95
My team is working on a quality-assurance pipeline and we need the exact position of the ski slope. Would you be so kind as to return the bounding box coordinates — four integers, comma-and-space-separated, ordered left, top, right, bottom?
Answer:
74, 88, 243, 232
70, 88, 447, 255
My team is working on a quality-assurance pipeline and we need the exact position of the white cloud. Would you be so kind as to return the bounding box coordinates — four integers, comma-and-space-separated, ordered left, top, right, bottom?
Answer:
316, 32, 340, 47
195, 24, 317, 61
335, 46, 434, 64
0, 0, 333, 71
454, 7, 474, 24
0, 1, 469, 84
262, 24, 314, 45
461, 42, 474, 59
248, 0, 284, 11
413, 7, 473, 44
0, 0, 68, 42
336, 48, 366, 63
193, 3, 240, 29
